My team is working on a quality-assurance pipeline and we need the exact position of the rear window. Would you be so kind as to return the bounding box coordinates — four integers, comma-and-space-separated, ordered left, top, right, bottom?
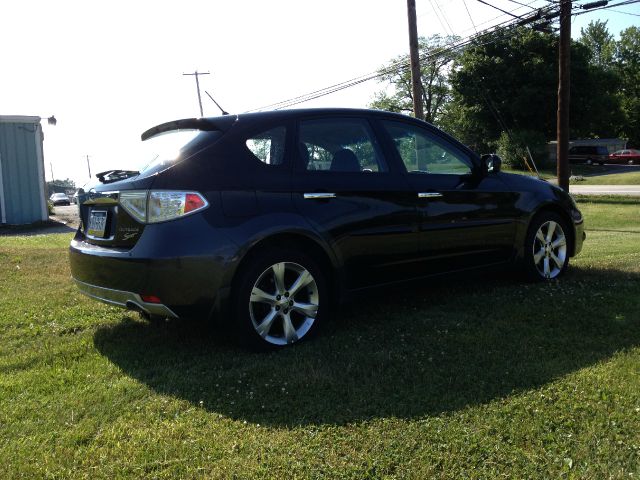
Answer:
136, 130, 223, 178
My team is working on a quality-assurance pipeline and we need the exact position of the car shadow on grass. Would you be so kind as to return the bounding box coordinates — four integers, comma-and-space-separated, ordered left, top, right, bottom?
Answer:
94, 267, 640, 427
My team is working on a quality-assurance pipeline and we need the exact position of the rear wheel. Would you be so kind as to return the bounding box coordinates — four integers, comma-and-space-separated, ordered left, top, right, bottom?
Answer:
523, 213, 570, 281
233, 248, 327, 350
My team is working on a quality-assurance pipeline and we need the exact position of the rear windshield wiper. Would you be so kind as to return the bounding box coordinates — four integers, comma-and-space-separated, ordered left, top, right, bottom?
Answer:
96, 169, 140, 184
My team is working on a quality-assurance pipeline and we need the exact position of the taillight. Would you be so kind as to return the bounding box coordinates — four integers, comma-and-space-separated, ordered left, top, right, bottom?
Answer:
119, 190, 209, 224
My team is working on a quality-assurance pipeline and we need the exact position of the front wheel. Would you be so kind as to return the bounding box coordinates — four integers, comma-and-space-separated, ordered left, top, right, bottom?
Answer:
523, 213, 570, 281
233, 248, 327, 350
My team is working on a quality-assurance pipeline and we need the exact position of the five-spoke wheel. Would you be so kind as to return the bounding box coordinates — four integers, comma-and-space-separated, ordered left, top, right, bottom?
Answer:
524, 213, 570, 281
233, 249, 326, 349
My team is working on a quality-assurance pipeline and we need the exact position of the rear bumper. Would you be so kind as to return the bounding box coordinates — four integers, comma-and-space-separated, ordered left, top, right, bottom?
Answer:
69, 217, 239, 319
73, 277, 178, 318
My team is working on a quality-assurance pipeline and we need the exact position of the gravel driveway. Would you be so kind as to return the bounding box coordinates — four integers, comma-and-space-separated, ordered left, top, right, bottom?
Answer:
0, 205, 80, 236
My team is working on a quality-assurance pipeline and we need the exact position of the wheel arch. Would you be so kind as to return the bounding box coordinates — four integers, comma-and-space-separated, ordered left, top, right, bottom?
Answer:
230, 231, 344, 304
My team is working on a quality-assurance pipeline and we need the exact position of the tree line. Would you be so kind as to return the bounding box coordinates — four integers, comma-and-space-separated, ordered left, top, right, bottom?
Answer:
371, 22, 640, 167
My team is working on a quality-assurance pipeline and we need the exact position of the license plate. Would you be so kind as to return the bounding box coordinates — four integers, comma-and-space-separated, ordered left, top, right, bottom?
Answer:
87, 210, 107, 238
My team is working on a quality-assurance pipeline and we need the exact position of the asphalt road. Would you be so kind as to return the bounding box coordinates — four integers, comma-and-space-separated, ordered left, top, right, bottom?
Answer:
569, 185, 640, 196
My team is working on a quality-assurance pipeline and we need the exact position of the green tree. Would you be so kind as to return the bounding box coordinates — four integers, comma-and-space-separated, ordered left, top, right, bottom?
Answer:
370, 34, 460, 125
579, 20, 615, 67
616, 26, 640, 147
445, 28, 623, 152
47, 178, 76, 196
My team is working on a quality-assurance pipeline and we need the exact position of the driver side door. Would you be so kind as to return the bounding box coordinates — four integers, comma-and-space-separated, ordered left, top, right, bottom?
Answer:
380, 119, 519, 272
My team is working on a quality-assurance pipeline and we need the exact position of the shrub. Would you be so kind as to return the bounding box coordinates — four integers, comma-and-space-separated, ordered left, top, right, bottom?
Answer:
495, 130, 548, 170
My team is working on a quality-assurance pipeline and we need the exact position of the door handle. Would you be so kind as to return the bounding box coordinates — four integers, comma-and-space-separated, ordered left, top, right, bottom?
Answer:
418, 192, 443, 198
304, 193, 336, 200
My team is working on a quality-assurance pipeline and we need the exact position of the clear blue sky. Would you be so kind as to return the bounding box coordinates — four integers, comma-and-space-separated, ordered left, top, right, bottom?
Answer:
1, 0, 637, 186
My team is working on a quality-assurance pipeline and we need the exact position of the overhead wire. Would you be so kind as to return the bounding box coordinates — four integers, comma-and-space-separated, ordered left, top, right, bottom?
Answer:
248, 0, 634, 112
462, 0, 479, 32
433, 0, 457, 36
247, 4, 555, 112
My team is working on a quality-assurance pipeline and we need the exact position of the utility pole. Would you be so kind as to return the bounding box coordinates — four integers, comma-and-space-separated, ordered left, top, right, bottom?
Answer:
556, 0, 571, 192
86, 155, 92, 179
183, 71, 210, 117
50, 162, 54, 182
407, 0, 424, 120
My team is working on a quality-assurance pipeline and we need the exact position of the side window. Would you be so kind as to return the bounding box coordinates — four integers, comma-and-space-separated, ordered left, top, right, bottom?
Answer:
245, 126, 286, 165
382, 120, 473, 175
298, 118, 388, 173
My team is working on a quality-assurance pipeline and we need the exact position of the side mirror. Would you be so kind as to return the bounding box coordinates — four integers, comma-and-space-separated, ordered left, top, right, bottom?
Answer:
481, 154, 502, 174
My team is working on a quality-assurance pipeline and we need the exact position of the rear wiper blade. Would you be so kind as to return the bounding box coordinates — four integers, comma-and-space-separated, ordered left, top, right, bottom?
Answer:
96, 169, 140, 184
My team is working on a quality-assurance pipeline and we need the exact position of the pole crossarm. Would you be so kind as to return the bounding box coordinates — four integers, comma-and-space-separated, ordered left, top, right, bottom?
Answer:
183, 71, 210, 117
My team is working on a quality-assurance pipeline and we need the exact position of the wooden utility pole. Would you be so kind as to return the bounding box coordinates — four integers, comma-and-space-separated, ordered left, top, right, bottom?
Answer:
183, 71, 210, 117
556, 0, 571, 192
86, 155, 92, 179
407, 0, 424, 120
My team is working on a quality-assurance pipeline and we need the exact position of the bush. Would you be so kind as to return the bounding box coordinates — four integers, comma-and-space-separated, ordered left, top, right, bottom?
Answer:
495, 130, 548, 170
47, 201, 54, 215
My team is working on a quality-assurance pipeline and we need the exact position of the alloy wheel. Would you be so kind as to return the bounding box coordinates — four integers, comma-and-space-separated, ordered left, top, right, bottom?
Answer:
249, 262, 319, 345
532, 220, 567, 279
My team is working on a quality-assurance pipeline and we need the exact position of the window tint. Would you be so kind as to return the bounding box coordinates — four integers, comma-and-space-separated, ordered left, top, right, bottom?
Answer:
245, 126, 286, 165
382, 121, 472, 175
298, 118, 387, 173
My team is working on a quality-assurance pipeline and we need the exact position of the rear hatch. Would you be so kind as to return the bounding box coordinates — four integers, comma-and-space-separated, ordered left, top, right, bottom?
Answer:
77, 117, 235, 248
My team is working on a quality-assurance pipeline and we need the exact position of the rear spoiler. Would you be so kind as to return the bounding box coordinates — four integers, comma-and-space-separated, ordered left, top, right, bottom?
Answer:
141, 116, 237, 141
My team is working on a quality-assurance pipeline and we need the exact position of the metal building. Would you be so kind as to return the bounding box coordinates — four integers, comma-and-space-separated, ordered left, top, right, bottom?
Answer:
0, 116, 48, 225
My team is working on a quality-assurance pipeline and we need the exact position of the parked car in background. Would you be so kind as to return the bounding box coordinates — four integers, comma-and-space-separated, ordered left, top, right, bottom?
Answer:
568, 145, 609, 165
50, 192, 71, 206
71, 190, 80, 204
69, 108, 585, 349
608, 149, 640, 165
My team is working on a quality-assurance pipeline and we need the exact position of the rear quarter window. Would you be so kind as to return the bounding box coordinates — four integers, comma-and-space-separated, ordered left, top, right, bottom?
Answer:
245, 127, 286, 166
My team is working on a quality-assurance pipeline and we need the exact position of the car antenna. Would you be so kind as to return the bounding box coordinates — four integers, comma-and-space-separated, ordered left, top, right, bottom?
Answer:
204, 91, 229, 115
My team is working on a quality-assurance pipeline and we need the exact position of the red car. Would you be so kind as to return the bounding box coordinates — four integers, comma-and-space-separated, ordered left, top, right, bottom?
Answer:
608, 149, 640, 165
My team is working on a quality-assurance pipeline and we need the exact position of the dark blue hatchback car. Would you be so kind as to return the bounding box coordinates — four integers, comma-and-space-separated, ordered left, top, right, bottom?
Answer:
69, 108, 585, 349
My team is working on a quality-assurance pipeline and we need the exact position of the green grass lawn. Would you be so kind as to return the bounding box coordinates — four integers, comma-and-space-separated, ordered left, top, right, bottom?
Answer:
571, 170, 640, 185
1, 198, 639, 478
506, 165, 640, 185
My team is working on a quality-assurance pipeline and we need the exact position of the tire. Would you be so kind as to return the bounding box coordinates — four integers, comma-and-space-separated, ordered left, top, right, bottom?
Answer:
523, 212, 570, 281
232, 248, 328, 350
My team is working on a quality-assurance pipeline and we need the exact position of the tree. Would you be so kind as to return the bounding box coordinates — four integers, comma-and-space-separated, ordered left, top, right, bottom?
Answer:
47, 178, 76, 196
445, 28, 623, 152
370, 34, 460, 125
616, 26, 640, 147
579, 20, 615, 67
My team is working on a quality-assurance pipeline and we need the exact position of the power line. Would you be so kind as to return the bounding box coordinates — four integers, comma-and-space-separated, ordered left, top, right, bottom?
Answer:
248, 2, 560, 112
574, 0, 640, 13
462, 0, 479, 33
503, 0, 540, 9
476, 0, 524, 19
609, 7, 640, 14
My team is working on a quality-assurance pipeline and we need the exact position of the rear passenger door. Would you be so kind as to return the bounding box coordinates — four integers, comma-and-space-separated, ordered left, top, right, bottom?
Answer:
291, 116, 418, 290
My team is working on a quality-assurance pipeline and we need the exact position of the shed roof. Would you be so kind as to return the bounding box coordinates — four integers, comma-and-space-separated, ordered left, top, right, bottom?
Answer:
0, 116, 41, 124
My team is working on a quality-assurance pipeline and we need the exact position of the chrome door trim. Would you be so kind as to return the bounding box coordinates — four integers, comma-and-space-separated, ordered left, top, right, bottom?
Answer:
304, 193, 336, 199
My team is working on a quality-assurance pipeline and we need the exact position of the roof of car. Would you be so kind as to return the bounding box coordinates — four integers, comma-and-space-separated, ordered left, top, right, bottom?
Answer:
229, 108, 421, 123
